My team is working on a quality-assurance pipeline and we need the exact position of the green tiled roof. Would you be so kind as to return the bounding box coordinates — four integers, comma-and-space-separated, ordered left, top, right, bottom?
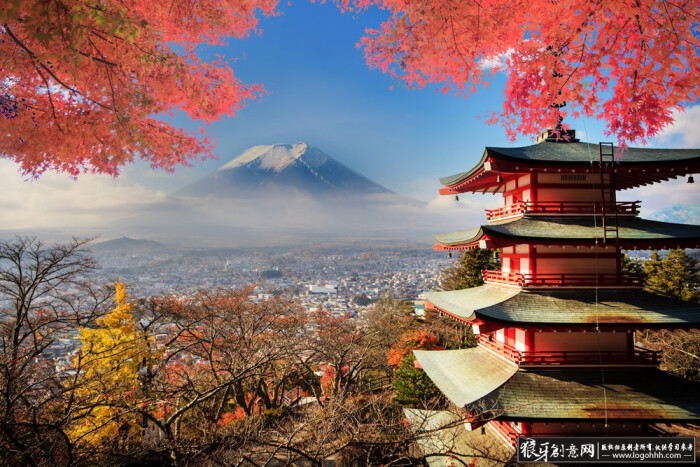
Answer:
427, 286, 700, 325
439, 150, 487, 187
440, 142, 700, 187
479, 369, 700, 421
434, 217, 700, 246
414, 347, 518, 407
490, 142, 700, 163
426, 286, 520, 322
403, 409, 514, 467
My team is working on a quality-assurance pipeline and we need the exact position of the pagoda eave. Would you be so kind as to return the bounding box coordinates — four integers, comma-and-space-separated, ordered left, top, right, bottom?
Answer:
439, 142, 700, 193
433, 307, 700, 332
494, 415, 700, 423
426, 286, 700, 328
433, 217, 700, 251
471, 369, 700, 422
435, 238, 700, 251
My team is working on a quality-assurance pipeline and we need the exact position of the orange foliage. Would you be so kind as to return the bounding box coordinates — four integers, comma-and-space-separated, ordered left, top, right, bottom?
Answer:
387, 330, 442, 367
319, 364, 349, 395
217, 408, 246, 426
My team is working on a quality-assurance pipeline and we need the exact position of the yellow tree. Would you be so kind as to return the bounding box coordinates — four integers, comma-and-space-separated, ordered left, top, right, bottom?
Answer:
69, 281, 156, 447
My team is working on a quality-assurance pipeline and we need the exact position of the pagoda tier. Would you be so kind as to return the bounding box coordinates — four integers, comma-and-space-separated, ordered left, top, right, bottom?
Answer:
415, 348, 700, 444
439, 142, 700, 194
425, 286, 700, 329
416, 348, 700, 422
433, 217, 700, 251
424, 286, 700, 367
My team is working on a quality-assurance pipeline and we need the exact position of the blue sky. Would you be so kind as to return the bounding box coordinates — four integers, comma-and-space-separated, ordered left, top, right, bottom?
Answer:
124, 0, 570, 198
2, 1, 698, 233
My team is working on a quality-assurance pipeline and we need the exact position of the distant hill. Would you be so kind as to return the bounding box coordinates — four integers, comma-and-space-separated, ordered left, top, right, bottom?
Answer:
92, 237, 167, 252
647, 205, 700, 225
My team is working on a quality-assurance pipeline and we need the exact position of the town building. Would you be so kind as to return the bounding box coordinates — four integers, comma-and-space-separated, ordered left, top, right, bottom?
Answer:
415, 130, 700, 451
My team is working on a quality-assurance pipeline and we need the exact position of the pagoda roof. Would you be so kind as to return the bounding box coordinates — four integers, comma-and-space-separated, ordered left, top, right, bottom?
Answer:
426, 286, 700, 327
440, 141, 700, 192
414, 347, 518, 407
417, 349, 700, 421
403, 409, 514, 467
479, 368, 700, 422
434, 216, 700, 249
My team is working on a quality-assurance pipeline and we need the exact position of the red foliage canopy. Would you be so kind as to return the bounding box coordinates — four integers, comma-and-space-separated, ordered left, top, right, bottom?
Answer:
344, 0, 700, 146
3, 1, 697, 177
1, 0, 276, 177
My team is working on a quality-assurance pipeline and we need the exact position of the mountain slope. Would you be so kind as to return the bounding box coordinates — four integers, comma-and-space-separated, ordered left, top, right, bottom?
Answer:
177, 143, 394, 198
647, 205, 700, 225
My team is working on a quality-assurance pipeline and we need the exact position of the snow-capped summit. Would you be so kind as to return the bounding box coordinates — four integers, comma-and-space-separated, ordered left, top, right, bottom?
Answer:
178, 143, 393, 198
218, 143, 326, 173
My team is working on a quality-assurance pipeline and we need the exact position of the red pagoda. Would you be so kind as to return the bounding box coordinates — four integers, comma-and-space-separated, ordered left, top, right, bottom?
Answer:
415, 130, 700, 451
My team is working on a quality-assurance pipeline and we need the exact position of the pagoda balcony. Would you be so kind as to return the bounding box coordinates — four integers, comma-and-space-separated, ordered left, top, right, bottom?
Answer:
519, 347, 660, 366
485, 201, 641, 222
477, 336, 660, 367
482, 270, 646, 288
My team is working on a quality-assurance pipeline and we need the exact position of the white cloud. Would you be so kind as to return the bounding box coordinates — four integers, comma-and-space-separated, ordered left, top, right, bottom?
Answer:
655, 105, 700, 148
626, 177, 698, 217
479, 49, 513, 71
424, 192, 499, 226
0, 160, 166, 231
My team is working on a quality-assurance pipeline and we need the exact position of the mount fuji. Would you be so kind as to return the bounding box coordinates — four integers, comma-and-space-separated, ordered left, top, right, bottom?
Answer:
123, 143, 434, 246
177, 143, 400, 199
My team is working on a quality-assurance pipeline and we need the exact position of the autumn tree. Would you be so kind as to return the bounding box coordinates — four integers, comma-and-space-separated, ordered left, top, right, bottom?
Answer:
387, 330, 442, 368
439, 249, 500, 291
359, 295, 415, 381
392, 355, 443, 408
345, 0, 700, 145
621, 252, 645, 275
135, 287, 309, 462
644, 250, 700, 302
304, 309, 375, 400
636, 250, 700, 380
67, 281, 157, 451
1, 0, 276, 177
387, 330, 443, 407
0, 237, 110, 466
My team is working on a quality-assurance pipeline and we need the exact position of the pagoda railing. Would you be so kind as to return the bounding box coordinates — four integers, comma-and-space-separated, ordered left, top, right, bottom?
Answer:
477, 336, 521, 363
520, 346, 660, 366
477, 336, 660, 366
482, 270, 646, 288
485, 200, 641, 221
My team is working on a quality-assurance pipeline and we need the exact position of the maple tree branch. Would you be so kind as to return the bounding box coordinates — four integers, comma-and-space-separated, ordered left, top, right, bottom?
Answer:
554, 34, 587, 101
660, 0, 683, 46
450, 17, 471, 70
3, 23, 112, 112
661, 0, 700, 20
34, 67, 64, 133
